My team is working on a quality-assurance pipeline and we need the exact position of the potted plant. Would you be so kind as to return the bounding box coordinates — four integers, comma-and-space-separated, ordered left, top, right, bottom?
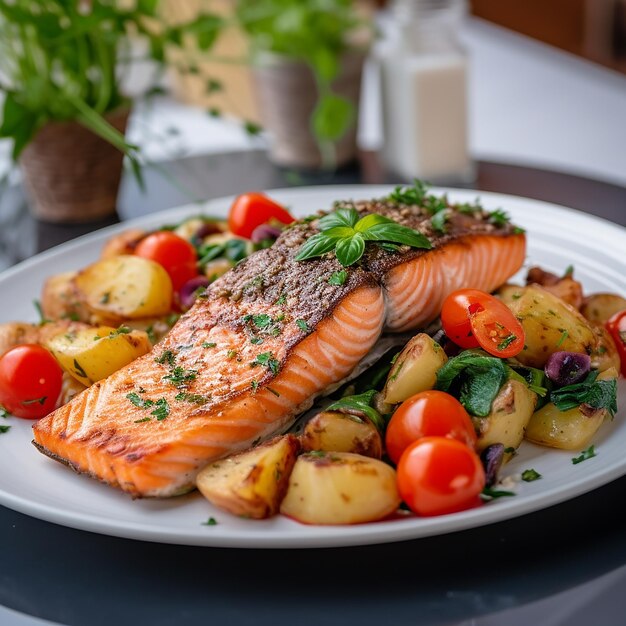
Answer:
0, 1, 223, 223
235, 0, 373, 170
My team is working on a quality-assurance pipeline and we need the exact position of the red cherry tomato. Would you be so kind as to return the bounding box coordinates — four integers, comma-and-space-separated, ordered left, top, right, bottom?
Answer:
385, 390, 477, 465
606, 310, 626, 377
0, 345, 63, 419
441, 289, 525, 357
228, 193, 295, 239
135, 232, 199, 292
397, 436, 485, 517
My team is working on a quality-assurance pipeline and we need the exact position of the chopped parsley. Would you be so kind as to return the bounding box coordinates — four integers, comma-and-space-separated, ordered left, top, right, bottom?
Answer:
0, 424, 10, 434
145, 325, 157, 344
133, 417, 151, 424
33, 299, 50, 325
107, 325, 131, 339
275, 294, 287, 306
497, 334, 517, 351
488, 209, 510, 226
423, 194, 448, 215
481, 487, 516, 500
572, 445, 597, 465
250, 380, 259, 392
430, 209, 449, 234
155, 350, 177, 367
202, 517, 218, 526
556, 330, 568, 347
175, 391, 209, 405
0, 406, 10, 418
162, 366, 198, 388
250, 337, 264, 345
521, 468, 542, 482
126, 392, 154, 409
328, 270, 347, 286
227, 350, 238, 359
564, 264, 574, 276
266, 387, 280, 397
73, 359, 88, 380
150, 398, 170, 421
251, 352, 280, 375
295, 319, 310, 332
21, 396, 47, 406
202, 342, 217, 349
100, 292, 111, 304
387, 180, 428, 206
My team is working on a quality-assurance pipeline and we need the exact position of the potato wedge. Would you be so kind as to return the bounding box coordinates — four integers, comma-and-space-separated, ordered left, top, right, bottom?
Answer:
74, 255, 173, 319
525, 368, 617, 450
46, 325, 151, 385
100, 228, 146, 259
498, 284, 596, 368
382, 333, 447, 404
580, 293, 626, 325
301, 411, 383, 458
41, 271, 91, 322
472, 379, 537, 458
196, 435, 300, 519
280, 452, 400, 525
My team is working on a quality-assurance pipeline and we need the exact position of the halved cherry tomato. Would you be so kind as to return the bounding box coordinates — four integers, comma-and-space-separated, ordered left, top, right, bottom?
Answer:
441, 289, 525, 357
385, 390, 477, 465
397, 436, 485, 517
228, 193, 295, 239
135, 231, 199, 292
0, 345, 63, 419
606, 310, 626, 377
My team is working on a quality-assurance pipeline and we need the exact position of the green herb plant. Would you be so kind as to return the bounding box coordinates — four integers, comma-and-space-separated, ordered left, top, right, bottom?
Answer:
295, 207, 432, 267
235, 0, 370, 167
0, 1, 224, 181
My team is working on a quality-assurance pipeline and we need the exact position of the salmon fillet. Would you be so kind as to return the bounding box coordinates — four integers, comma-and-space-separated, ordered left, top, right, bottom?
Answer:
32, 196, 525, 497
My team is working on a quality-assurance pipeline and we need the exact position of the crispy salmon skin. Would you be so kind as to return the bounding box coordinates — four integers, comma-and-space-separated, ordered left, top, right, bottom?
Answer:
32, 195, 525, 497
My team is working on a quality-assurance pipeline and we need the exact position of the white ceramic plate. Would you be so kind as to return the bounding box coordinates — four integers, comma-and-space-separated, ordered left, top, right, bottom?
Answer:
0, 185, 625, 549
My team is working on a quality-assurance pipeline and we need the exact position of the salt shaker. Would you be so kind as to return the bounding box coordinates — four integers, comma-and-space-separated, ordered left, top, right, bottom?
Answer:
377, 0, 474, 184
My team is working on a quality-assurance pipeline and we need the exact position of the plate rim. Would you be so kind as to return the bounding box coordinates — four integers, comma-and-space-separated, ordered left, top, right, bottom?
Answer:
1, 183, 625, 549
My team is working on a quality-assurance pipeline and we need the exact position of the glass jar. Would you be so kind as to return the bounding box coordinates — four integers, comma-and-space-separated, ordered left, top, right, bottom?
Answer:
376, 0, 474, 184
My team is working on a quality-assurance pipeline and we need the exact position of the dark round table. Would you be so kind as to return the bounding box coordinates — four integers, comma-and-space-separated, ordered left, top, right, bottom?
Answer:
1, 151, 626, 626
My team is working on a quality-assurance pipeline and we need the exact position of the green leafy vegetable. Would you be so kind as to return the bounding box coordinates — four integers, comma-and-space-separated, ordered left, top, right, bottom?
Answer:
488, 209, 510, 227
328, 270, 348, 285
387, 180, 428, 206
430, 210, 449, 234
521, 468, 542, 482
572, 445, 597, 465
295, 210, 431, 267
435, 350, 508, 416
481, 487, 516, 500
326, 390, 384, 432
550, 371, 617, 418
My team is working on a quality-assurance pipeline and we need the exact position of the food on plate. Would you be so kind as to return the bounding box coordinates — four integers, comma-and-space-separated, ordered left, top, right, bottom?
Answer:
525, 367, 618, 449
31, 186, 525, 497
0, 345, 63, 419
396, 437, 485, 517
300, 410, 383, 458
1, 182, 622, 527
74, 255, 174, 321
46, 326, 151, 386
497, 284, 596, 367
279, 451, 400, 525
471, 379, 537, 456
196, 434, 300, 519
381, 333, 448, 404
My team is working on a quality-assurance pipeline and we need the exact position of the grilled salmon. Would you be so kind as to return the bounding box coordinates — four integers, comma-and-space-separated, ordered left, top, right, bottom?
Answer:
32, 196, 525, 497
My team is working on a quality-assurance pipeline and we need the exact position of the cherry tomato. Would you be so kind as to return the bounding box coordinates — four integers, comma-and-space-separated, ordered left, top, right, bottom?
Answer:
441, 289, 525, 357
385, 390, 477, 464
397, 436, 485, 516
135, 232, 199, 292
606, 310, 626, 377
0, 345, 63, 419
228, 193, 295, 239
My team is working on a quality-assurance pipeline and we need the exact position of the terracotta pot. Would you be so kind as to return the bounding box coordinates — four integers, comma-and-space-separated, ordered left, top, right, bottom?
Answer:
251, 52, 365, 170
19, 109, 130, 223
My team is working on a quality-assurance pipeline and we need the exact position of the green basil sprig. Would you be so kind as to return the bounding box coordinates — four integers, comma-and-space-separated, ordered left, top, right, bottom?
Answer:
295, 208, 432, 267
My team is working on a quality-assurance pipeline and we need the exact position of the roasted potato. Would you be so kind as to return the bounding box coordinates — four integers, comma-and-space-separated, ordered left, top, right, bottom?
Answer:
100, 228, 146, 259
472, 379, 537, 459
196, 435, 300, 519
46, 325, 151, 385
498, 284, 596, 368
590, 324, 621, 373
0, 321, 89, 357
525, 368, 617, 450
74, 255, 173, 320
382, 333, 447, 404
280, 452, 400, 525
526, 267, 583, 309
301, 411, 383, 458
580, 293, 626, 325
40, 271, 91, 322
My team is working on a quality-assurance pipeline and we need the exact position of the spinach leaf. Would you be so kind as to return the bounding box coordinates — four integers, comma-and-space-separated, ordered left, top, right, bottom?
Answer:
326, 390, 384, 431
435, 350, 507, 417
551, 371, 617, 417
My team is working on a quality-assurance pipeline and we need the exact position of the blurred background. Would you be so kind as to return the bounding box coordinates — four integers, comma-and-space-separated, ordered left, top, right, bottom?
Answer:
0, 0, 624, 230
